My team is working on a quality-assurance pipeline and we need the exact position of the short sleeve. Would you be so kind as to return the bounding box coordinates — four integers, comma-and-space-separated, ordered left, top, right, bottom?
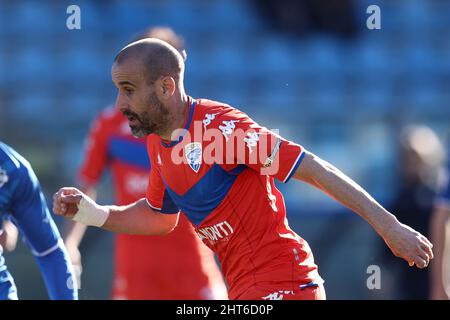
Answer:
212, 108, 305, 183
145, 152, 180, 214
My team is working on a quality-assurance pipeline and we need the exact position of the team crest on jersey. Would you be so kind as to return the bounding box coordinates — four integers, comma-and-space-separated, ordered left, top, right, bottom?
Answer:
0, 166, 9, 188
185, 142, 202, 173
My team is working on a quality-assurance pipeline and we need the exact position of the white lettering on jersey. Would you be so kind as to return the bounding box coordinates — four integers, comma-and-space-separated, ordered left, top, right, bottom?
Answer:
196, 221, 234, 244
219, 120, 239, 141
157, 153, 162, 166
203, 113, 219, 130
266, 177, 278, 212
125, 174, 148, 194
243, 132, 259, 153
0, 167, 9, 188
262, 290, 295, 300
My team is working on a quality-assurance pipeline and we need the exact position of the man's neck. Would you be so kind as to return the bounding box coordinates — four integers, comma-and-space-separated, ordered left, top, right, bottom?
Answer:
160, 93, 189, 141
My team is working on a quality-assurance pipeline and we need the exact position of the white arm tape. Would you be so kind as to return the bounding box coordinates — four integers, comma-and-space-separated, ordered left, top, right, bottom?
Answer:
72, 197, 110, 227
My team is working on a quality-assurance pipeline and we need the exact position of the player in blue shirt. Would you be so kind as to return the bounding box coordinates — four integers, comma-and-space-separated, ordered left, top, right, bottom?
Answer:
0, 141, 78, 300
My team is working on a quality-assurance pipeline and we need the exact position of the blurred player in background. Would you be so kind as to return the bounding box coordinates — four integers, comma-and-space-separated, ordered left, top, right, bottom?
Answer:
379, 126, 445, 299
0, 141, 78, 300
64, 27, 228, 300
54, 39, 434, 300
431, 138, 450, 300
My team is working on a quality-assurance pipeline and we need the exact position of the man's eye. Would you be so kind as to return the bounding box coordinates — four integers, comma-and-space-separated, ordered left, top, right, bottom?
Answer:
124, 88, 133, 95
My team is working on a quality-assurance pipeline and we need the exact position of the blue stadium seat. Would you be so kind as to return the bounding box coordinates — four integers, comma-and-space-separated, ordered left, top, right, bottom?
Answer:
201, 43, 244, 76
60, 48, 106, 81
9, 2, 55, 33
12, 91, 53, 119
195, 0, 260, 33
355, 40, 393, 74
12, 48, 53, 82
310, 38, 342, 72
403, 45, 436, 73
256, 39, 295, 75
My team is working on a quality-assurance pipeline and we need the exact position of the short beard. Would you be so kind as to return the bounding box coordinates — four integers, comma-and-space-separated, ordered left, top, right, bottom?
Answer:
128, 94, 171, 138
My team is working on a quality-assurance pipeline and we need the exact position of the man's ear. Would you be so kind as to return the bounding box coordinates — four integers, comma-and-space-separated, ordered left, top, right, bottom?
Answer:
158, 76, 176, 99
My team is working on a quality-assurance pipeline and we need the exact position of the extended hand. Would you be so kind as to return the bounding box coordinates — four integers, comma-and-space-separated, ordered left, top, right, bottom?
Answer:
383, 222, 434, 269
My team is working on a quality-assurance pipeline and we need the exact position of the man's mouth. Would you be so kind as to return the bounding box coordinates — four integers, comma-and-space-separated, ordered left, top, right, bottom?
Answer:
123, 112, 140, 126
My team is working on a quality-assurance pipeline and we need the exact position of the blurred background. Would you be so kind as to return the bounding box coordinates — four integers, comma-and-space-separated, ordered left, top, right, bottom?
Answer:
1, 0, 449, 299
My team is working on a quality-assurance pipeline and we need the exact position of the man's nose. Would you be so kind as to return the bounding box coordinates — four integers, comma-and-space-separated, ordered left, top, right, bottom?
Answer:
114, 94, 126, 113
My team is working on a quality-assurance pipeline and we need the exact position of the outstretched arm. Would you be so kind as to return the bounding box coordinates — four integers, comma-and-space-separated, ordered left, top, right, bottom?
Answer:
293, 150, 434, 269
53, 187, 178, 235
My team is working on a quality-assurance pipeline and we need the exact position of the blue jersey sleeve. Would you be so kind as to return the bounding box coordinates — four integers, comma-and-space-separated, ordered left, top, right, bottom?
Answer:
3, 145, 78, 300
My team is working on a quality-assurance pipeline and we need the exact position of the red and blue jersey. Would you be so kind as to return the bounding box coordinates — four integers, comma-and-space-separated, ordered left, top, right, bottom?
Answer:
146, 97, 323, 299
78, 107, 227, 300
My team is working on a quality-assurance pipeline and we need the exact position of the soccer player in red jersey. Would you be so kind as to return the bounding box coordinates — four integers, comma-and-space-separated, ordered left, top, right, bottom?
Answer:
54, 39, 434, 300
64, 28, 227, 300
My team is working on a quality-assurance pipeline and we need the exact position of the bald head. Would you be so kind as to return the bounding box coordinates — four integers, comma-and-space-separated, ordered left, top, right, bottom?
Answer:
114, 38, 185, 86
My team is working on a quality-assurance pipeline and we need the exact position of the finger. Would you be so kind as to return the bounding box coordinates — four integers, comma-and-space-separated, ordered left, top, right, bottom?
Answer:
53, 194, 70, 215
53, 200, 62, 213
54, 190, 64, 203
419, 237, 434, 255
416, 244, 430, 264
53, 192, 62, 205
417, 251, 430, 265
53, 202, 67, 216
408, 261, 414, 267
419, 240, 434, 260
417, 241, 432, 261
61, 187, 81, 196
420, 236, 433, 248
60, 194, 82, 204
413, 256, 428, 269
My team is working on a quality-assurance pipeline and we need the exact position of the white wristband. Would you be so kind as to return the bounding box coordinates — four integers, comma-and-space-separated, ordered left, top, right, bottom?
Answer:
72, 197, 110, 227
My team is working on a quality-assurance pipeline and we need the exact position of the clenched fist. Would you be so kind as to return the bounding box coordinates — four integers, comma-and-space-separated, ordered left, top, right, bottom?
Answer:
53, 187, 109, 227
53, 187, 83, 218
